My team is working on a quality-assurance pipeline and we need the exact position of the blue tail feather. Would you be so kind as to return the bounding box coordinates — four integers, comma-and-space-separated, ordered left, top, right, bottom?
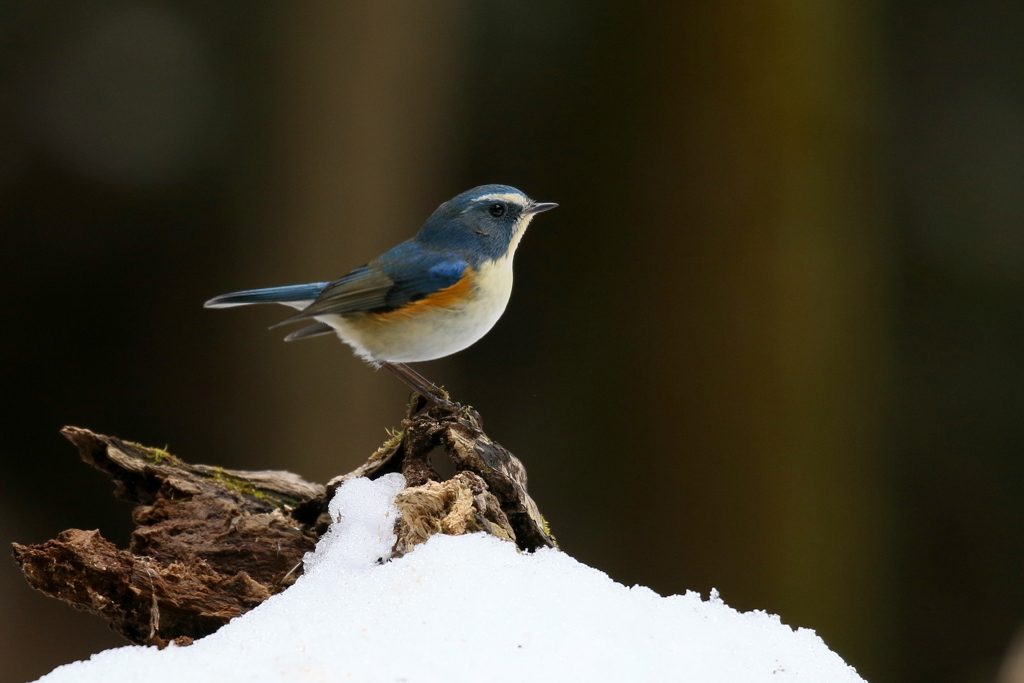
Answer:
204, 283, 328, 309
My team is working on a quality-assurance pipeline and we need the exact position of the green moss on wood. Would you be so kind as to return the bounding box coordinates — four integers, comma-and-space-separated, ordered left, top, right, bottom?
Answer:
127, 441, 182, 467
207, 469, 274, 501
540, 515, 558, 549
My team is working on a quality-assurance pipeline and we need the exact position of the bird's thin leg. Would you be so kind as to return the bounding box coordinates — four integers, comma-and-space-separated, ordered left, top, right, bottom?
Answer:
380, 362, 460, 412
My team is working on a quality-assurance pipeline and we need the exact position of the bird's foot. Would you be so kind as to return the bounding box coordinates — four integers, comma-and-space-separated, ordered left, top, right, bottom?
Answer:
413, 387, 461, 415
381, 362, 468, 418
407, 394, 484, 431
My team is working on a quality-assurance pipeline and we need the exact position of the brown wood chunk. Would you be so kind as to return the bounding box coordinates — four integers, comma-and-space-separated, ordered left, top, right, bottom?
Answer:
11, 400, 555, 645
12, 428, 324, 645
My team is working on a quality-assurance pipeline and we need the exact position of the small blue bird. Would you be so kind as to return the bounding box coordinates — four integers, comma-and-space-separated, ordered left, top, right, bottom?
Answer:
205, 184, 556, 409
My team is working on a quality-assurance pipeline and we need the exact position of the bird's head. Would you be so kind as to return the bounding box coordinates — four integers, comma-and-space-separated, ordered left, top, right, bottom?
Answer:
416, 184, 557, 263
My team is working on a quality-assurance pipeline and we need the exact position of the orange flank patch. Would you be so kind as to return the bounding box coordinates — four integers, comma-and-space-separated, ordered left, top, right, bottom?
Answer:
366, 270, 475, 323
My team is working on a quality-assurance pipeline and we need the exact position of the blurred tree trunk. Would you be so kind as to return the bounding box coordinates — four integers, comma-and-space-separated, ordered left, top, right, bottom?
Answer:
458, 1, 894, 680
223, 0, 467, 481
623, 1, 893, 677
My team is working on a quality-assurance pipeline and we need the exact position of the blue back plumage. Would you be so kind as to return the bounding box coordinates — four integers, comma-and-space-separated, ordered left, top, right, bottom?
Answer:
287, 241, 467, 320
285, 185, 532, 321
206, 184, 539, 330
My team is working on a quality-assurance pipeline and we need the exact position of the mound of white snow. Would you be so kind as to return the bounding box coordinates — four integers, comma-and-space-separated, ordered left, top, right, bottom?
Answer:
37, 474, 863, 682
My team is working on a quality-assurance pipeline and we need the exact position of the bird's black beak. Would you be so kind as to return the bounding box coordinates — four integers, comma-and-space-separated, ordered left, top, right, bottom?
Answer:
525, 202, 558, 215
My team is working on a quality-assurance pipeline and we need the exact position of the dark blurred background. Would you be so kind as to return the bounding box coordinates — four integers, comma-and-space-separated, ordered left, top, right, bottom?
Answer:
2, 1, 1023, 681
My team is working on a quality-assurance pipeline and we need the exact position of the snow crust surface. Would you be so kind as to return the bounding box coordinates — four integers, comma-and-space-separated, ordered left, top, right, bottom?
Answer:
37, 474, 864, 683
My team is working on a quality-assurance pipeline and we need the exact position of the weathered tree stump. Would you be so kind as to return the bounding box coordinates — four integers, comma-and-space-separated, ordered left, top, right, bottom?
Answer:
12, 399, 555, 646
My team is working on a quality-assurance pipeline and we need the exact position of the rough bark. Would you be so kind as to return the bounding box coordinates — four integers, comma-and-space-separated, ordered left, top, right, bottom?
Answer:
12, 428, 324, 646
11, 399, 555, 646
328, 398, 556, 552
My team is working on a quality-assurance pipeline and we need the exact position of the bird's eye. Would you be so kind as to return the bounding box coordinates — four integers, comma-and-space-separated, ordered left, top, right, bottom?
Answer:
488, 203, 506, 217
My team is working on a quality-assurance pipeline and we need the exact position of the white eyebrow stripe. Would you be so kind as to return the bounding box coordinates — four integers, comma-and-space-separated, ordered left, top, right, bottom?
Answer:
474, 192, 528, 205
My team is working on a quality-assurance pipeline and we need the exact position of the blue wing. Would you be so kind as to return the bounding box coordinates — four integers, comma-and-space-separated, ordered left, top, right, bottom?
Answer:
273, 240, 468, 325
379, 243, 468, 310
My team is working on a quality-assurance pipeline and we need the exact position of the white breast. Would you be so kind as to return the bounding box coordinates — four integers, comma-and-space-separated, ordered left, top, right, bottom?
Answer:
320, 255, 515, 364
320, 212, 534, 364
